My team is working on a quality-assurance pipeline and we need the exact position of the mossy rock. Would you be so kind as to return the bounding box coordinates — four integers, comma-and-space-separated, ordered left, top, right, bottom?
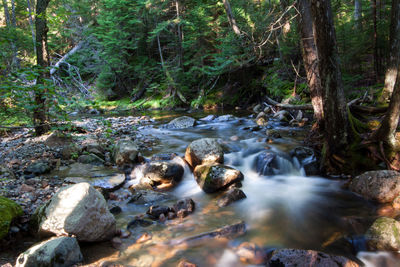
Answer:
0, 196, 23, 239
365, 217, 400, 251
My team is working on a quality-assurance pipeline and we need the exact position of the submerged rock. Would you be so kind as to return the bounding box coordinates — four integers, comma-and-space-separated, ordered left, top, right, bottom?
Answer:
146, 205, 170, 220
78, 153, 104, 165
349, 170, 400, 203
290, 146, 319, 176
254, 152, 296, 176
64, 172, 125, 191
140, 161, 184, 188
365, 217, 400, 251
215, 114, 235, 122
185, 138, 224, 169
16, 237, 83, 267
217, 188, 246, 207
113, 140, 139, 166
168, 116, 196, 129
34, 182, 116, 242
235, 242, 269, 265
194, 163, 243, 193
128, 190, 173, 205
171, 198, 195, 218
268, 249, 359, 267
0, 196, 23, 239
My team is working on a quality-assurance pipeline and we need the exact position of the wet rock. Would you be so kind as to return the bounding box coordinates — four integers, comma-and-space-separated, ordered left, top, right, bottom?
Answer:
185, 138, 224, 169
268, 249, 359, 267
200, 115, 215, 121
273, 110, 291, 122
33, 182, 116, 242
16, 236, 83, 267
128, 189, 173, 205
235, 242, 269, 265
255, 152, 296, 176
111, 237, 123, 249
253, 104, 262, 114
215, 115, 235, 122
365, 217, 400, 251
172, 198, 195, 218
217, 188, 246, 207
64, 172, 125, 191
264, 107, 272, 114
0, 196, 23, 239
349, 170, 400, 203
392, 195, 400, 209
178, 260, 197, 267
290, 146, 319, 176
168, 116, 196, 129
109, 205, 122, 215
266, 129, 282, 139
113, 140, 139, 166
146, 205, 170, 220
24, 161, 51, 175
140, 161, 184, 188
127, 218, 153, 229
151, 153, 177, 161
78, 153, 105, 165
256, 112, 268, 126
194, 163, 244, 193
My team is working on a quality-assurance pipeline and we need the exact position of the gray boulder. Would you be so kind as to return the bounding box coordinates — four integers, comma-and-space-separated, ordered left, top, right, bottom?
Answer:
140, 161, 184, 188
34, 183, 116, 242
24, 161, 51, 175
168, 116, 196, 129
113, 139, 139, 166
365, 217, 400, 251
185, 138, 224, 169
269, 249, 359, 267
349, 170, 400, 203
194, 163, 243, 193
16, 237, 83, 267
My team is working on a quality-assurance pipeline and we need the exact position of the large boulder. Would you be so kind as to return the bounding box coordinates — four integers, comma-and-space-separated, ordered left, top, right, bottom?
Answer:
185, 138, 224, 169
194, 163, 243, 193
365, 217, 400, 251
0, 196, 23, 239
349, 170, 400, 203
113, 140, 139, 166
168, 116, 196, 129
16, 237, 83, 267
34, 183, 116, 242
140, 161, 184, 188
269, 249, 359, 267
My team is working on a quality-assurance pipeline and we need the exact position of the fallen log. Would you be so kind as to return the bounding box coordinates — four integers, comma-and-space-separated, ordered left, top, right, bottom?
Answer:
50, 41, 84, 75
264, 96, 314, 111
350, 105, 388, 115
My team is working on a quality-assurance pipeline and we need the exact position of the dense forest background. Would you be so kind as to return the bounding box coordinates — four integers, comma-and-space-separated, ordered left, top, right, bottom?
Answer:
0, 0, 394, 114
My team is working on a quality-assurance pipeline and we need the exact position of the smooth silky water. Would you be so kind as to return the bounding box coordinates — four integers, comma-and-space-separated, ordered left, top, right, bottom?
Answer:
95, 111, 400, 266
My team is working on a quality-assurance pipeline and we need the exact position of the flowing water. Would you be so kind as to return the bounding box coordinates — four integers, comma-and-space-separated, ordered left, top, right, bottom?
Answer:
86, 111, 400, 266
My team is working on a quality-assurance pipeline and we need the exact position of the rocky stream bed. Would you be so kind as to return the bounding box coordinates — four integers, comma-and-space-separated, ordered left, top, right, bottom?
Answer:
1, 108, 400, 266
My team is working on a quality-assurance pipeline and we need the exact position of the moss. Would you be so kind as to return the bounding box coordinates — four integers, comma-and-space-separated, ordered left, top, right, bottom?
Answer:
0, 196, 23, 239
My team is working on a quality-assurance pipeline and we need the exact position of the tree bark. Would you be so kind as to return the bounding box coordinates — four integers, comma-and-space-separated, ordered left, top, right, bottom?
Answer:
310, 0, 350, 170
2, 0, 11, 26
371, 0, 380, 81
27, 0, 37, 57
297, 0, 324, 127
34, 0, 51, 136
222, 0, 241, 35
379, 0, 400, 103
175, 0, 184, 69
354, 0, 363, 29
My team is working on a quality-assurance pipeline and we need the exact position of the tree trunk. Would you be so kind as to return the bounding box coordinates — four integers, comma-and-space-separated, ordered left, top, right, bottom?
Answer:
2, 0, 11, 26
379, 0, 400, 103
373, 0, 400, 148
34, 0, 51, 136
310, 0, 350, 171
27, 0, 37, 57
372, 0, 380, 81
297, 0, 324, 128
175, 0, 183, 69
222, 0, 241, 35
354, 0, 363, 28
